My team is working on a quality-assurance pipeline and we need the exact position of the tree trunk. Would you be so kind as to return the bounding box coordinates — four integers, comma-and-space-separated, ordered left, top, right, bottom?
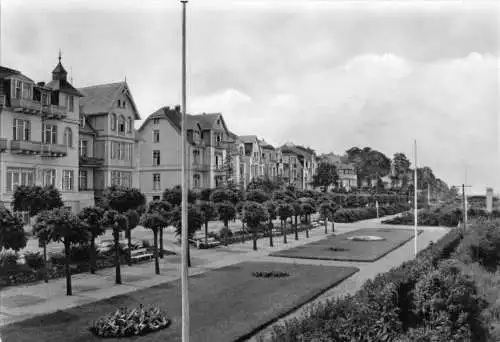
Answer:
64, 237, 72, 296
43, 242, 48, 283
324, 219, 328, 234
90, 236, 96, 274
305, 216, 310, 238
294, 215, 298, 240
224, 219, 228, 246
204, 221, 209, 246
283, 220, 287, 244
252, 230, 257, 251
268, 221, 274, 247
153, 229, 160, 275
332, 219, 335, 233
159, 227, 164, 258
113, 228, 122, 285
188, 245, 192, 267
127, 228, 132, 266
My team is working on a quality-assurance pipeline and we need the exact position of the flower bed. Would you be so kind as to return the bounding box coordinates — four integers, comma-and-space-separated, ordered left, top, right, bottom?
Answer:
346, 235, 385, 241
90, 304, 171, 338
252, 271, 290, 278
270, 229, 464, 341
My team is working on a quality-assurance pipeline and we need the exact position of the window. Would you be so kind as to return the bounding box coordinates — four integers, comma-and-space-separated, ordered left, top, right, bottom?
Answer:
80, 115, 85, 128
118, 116, 126, 134
42, 92, 50, 106
153, 118, 160, 126
117, 100, 121, 107
193, 150, 200, 164
42, 124, 58, 144
111, 142, 131, 161
64, 128, 73, 148
13, 119, 30, 141
111, 113, 117, 131
15, 80, 22, 99
153, 173, 161, 190
22, 82, 31, 99
42, 169, 56, 187
79, 170, 88, 190
111, 171, 131, 187
193, 174, 200, 188
62, 170, 74, 191
79, 139, 88, 157
6, 168, 34, 192
153, 150, 160, 166
68, 96, 74, 112
127, 117, 132, 133
153, 129, 160, 143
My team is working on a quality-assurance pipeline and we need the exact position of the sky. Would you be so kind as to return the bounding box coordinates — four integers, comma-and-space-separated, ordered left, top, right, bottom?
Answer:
1, 0, 499, 195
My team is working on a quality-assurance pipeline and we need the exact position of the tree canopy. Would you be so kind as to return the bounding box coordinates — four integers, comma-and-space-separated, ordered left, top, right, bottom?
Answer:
0, 207, 27, 251
12, 185, 63, 217
162, 185, 198, 206
171, 205, 204, 239
101, 185, 146, 213
312, 162, 339, 191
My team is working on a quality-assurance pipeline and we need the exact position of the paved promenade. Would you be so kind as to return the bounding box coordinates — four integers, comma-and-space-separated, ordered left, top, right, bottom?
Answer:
0, 214, 449, 340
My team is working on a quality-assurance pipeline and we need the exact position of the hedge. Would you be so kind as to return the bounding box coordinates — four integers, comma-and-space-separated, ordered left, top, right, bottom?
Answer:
270, 229, 463, 341
333, 203, 410, 223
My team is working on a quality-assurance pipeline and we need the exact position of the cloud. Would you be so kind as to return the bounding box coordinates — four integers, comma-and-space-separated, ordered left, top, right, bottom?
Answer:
190, 88, 252, 113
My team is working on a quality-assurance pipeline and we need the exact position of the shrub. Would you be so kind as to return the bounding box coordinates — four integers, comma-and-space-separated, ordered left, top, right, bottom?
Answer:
219, 227, 233, 238
0, 250, 18, 268
412, 259, 488, 341
91, 304, 170, 337
456, 220, 500, 272
141, 239, 151, 248
69, 244, 91, 263
24, 251, 44, 270
49, 253, 66, 267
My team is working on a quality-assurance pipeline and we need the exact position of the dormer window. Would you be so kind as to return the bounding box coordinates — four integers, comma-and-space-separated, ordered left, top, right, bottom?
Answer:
217, 119, 220, 125
117, 100, 121, 107
22, 82, 32, 100
15, 80, 22, 99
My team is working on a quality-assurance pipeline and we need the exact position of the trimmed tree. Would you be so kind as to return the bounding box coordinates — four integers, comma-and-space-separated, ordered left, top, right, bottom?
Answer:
41, 208, 86, 295
162, 185, 198, 206
242, 201, 268, 251
12, 185, 64, 224
0, 207, 27, 252
199, 202, 217, 246
171, 205, 204, 267
32, 211, 51, 283
210, 188, 239, 205
139, 212, 166, 275
301, 202, 315, 238
263, 200, 277, 247
216, 201, 236, 245
245, 190, 270, 204
124, 209, 140, 264
319, 202, 332, 234
78, 207, 106, 274
147, 200, 172, 258
278, 203, 294, 244
291, 201, 302, 240
102, 210, 128, 285
312, 163, 339, 192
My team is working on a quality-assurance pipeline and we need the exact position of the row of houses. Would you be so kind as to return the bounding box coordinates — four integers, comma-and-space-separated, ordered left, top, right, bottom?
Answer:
0, 60, 358, 212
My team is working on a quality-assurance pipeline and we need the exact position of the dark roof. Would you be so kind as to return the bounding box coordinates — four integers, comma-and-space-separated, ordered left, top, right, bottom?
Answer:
191, 113, 221, 129
46, 79, 83, 97
78, 82, 140, 119
239, 135, 259, 143
139, 106, 200, 133
52, 61, 67, 76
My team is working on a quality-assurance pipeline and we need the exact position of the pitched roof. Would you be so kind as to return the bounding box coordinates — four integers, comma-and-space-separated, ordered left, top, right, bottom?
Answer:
0, 66, 21, 79
138, 106, 200, 133
79, 118, 98, 135
239, 135, 259, 143
191, 113, 220, 129
78, 82, 140, 119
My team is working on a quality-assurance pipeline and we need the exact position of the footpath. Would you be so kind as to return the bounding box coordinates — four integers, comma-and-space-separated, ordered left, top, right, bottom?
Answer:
0, 214, 447, 334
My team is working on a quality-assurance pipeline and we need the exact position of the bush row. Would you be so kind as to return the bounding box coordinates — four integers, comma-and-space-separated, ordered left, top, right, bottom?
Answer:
383, 206, 462, 227
326, 194, 410, 208
333, 203, 409, 223
270, 229, 464, 341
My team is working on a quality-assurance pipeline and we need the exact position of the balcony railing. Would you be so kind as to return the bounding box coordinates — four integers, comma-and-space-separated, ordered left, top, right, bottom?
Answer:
10, 140, 42, 155
9, 97, 67, 118
41, 144, 68, 157
0, 95, 6, 106
192, 162, 210, 172
79, 156, 105, 167
213, 165, 226, 172
0, 138, 7, 152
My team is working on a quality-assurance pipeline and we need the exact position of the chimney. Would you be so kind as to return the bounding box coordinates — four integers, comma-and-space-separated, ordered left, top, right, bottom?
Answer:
37, 82, 45, 87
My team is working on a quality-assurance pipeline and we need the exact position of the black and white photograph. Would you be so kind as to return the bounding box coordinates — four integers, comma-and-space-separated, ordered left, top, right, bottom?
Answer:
0, 0, 499, 341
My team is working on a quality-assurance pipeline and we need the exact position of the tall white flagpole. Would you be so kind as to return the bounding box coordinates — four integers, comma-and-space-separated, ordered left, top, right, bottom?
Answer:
181, 1, 189, 341
414, 140, 418, 257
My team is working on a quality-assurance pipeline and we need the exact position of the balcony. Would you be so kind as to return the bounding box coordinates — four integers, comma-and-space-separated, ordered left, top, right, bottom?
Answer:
41, 144, 68, 157
0, 138, 6, 152
0, 95, 6, 106
10, 140, 42, 155
192, 162, 210, 172
9, 97, 67, 119
79, 156, 105, 167
213, 165, 226, 173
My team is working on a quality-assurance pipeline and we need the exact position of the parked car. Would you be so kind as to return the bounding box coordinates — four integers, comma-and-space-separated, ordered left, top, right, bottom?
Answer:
189, 233, 221, 249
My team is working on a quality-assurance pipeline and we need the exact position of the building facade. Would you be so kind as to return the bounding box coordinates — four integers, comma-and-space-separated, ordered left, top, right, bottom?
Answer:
0, 61, 89, 212
78, 82, 141, 204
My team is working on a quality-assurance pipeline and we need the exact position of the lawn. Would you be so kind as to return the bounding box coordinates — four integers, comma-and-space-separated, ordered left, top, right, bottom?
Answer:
0, 262, 358, 342
269, 228, 423, 262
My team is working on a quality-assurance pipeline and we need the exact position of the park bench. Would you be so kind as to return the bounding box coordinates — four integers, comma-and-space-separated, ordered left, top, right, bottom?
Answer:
130, 248, 153, 262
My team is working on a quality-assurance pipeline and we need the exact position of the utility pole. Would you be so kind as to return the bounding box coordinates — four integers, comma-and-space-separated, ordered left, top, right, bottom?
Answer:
180, 1, 189, 342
